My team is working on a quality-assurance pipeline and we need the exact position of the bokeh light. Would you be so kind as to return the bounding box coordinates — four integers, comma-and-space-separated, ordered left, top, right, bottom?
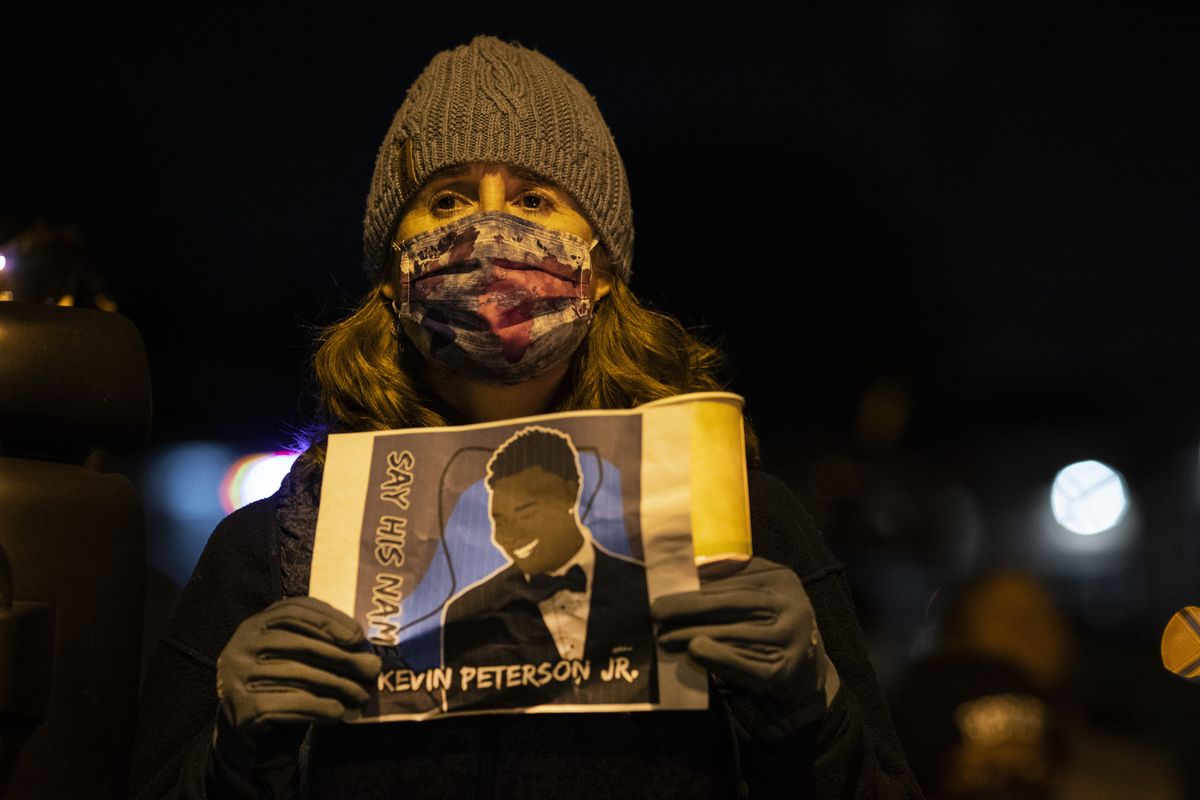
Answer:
138, 442, 238, 584
134, 443, 300, 585
1050, 460, 1128, 535
0, 254, 7, 271
1161, 606, 1200, 682
220, 452, 299, 513
141, 442, 237, 522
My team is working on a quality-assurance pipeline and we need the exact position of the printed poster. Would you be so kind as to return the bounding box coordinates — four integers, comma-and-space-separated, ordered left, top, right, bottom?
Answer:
310, 392, 751, 721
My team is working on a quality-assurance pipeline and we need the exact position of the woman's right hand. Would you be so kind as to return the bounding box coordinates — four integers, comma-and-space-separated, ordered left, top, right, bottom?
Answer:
216, 596, 381, 735
208, 596, 381, 796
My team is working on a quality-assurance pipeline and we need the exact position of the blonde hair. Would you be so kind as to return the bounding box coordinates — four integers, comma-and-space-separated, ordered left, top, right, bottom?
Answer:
293, 271, 754, 480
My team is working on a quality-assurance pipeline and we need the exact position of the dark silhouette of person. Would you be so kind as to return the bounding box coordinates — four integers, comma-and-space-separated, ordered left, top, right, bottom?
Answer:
441, 426, 656, 711
892, 568, 1186, 799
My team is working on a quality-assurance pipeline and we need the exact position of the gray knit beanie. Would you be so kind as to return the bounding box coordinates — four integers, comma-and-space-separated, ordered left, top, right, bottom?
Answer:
364, 36, 634, 283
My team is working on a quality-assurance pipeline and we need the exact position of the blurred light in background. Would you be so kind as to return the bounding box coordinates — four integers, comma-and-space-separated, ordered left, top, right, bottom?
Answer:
1051, 460, 1128, 535
142, 442, 237, 522
139, 442, 238, 584
1161, 606, 1200, 682
0, 254, 7, 271
220, 452, 300, 513
135, 442, 298, 586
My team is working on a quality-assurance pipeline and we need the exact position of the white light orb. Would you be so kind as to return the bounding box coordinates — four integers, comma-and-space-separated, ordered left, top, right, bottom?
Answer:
241, 453, 299, 505
220, 452, 299, 512
1051, 460, 1128, 535
0, 254, 7, 271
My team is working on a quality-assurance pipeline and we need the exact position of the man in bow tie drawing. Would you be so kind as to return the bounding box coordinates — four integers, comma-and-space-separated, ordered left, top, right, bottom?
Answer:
440, 426, 657, 711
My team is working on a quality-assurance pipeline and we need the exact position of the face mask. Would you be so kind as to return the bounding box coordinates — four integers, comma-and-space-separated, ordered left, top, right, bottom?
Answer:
393, 211, 597, 385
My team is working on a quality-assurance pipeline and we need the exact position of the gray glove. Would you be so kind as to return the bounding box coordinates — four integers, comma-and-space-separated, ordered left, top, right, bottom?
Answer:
651, 557, 840, 737
209, 596, 381, 797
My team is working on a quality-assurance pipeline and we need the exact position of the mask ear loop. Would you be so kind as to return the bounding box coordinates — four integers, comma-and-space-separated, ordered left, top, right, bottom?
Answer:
389, 241, 406, 346
390, 300, 403, 340
579, 237, 599, 322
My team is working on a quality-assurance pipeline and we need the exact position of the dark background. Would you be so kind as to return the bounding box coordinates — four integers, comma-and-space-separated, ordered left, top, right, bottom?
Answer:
3, 1, 1198, 791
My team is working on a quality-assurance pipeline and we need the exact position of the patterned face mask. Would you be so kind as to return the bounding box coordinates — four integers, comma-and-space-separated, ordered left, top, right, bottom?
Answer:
394, 211, 596, 385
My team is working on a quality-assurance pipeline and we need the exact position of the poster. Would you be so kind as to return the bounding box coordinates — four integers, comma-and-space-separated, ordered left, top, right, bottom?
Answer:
310, 392, 751, 721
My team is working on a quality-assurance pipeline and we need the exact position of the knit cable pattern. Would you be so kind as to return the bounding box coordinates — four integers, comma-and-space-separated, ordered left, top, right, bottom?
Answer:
363, 36, 634, 283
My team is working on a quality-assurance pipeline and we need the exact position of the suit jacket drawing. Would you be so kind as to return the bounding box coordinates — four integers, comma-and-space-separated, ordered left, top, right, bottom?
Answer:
441, 546, 657, 711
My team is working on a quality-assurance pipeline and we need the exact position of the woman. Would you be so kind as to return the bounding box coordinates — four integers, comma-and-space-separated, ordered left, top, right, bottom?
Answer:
130, 36, 921, 799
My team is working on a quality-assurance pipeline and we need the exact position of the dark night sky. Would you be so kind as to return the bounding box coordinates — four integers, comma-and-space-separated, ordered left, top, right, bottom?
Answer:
1, 0, 1197, 582
4, 2, 1195, 453
4, 3, 1200, 774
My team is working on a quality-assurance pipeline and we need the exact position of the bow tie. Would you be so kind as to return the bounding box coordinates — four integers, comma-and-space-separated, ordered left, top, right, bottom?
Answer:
525, 564, 587, 603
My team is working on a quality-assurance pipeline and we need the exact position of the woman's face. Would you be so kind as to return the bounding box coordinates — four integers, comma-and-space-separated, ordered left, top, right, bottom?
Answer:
382, 162, 611, 301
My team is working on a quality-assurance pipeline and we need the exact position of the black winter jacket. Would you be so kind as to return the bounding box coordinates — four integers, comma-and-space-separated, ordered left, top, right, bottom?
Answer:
130, 470, 922, 799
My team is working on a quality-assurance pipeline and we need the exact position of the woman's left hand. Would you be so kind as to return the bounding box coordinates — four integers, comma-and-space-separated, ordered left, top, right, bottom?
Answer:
651, 556, 840, 733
